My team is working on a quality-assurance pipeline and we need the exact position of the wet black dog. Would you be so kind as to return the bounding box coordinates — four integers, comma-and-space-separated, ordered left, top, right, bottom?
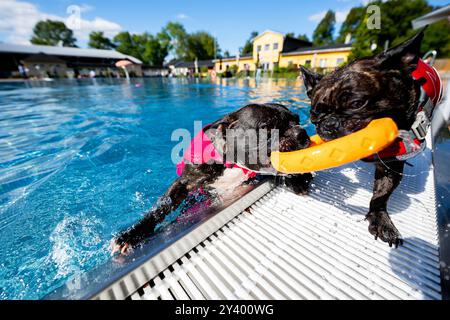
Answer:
112, 103, 312, 254
300, 31, 427, 248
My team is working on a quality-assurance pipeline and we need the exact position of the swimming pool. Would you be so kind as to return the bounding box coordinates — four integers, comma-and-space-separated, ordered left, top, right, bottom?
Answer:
0, 77, 313, 299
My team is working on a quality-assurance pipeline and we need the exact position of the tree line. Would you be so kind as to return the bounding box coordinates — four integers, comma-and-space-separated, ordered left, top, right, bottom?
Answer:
309, 0, 450, 59
30, 20, 220, 67
29, 0, 449, 68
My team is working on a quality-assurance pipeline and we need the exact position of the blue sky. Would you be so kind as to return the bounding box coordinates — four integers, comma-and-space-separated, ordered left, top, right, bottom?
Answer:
0, 0, 448, 54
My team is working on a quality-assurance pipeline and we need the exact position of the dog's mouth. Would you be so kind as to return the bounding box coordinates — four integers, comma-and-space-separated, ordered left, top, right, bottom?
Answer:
315, 117, 371, 141
278, 135, 311, 152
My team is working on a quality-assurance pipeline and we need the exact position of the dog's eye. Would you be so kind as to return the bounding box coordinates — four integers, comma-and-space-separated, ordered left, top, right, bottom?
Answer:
350, 100, 367, 110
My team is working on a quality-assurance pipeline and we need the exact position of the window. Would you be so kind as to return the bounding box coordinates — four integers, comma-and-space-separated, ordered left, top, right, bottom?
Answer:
319, 59, 327, 68
264, 44, 270, 51
273, 43, 279, 50
257, 45, 262, 52
336, 58, 344, 66
305, 60, 311, 66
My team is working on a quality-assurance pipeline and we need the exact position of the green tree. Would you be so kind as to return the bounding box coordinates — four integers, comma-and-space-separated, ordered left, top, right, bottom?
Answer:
287, 33, 310, 42
185, 31, 219, 61
30, 20, 77, 47
156, 29, 172, 57
390, 19, 450, 59
113, 31, 169, 66
297, 34, 310, 42
143, 34, 169, 66
240, 31, 258, 55
312, 10, 336, 46
113, 22, 222, 65
161, 22, 189, 59
420, 20, 450, 58
114, 32, 141, 59
349, 12, 374, 60
336, 7, 365, 43
348, 0, 450, 60
88, 31, 115, 50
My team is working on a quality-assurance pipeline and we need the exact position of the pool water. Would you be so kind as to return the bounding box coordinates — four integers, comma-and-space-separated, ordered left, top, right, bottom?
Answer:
0, 77, 313, 299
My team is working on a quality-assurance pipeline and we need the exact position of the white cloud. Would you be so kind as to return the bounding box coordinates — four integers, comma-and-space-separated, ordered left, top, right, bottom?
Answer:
336, 10, 350, 23
308, 11, 326, 23
176, 13, 189, 20
74, 17, 122, 41
0, 0, 122, 45
79, 4, 95, 13
308, 9, 350, 23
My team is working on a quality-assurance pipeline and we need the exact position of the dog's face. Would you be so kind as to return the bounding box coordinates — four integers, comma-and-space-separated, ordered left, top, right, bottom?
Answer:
209, 103, 310, 171
301, 31, 424, 141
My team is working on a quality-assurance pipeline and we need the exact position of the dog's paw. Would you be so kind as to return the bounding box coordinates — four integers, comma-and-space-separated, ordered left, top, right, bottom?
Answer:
110, 241, 130, 257
110, 231, 133, 256
283, 173, 313, 195
365, 211, 403, 248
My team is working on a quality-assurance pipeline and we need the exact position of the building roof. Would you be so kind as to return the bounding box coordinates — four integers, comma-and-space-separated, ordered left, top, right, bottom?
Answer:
22, 53, 66, 64
281, 36, 312, 53
412, 4, 450, 29
281, 43, 352, 56
167, 59, 214, 68
164, 58, 182, 67
252, 30, 285, 42
0, 43, 142, 64
214, 53, 253, 62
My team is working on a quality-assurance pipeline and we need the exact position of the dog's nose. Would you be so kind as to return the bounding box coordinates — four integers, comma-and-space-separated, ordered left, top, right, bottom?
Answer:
317, 117, 341, 140
322, 117, 340, 130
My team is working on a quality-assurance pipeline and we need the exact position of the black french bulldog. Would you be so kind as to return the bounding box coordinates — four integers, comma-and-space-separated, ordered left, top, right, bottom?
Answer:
300, 31, 427, 248
112, 103, 312, 254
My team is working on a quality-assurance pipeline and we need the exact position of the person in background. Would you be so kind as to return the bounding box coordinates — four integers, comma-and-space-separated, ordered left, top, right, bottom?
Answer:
244, 64, 250, 78
224, 65, 232, 78
18, 63, 28, 79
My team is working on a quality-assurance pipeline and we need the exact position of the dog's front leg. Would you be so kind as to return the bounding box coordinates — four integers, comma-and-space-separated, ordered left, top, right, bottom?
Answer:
112, 178, 189, 254
366, 160, 405, 248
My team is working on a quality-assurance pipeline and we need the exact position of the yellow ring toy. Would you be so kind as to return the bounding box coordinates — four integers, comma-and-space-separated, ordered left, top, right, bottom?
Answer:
271, 118, 398, 174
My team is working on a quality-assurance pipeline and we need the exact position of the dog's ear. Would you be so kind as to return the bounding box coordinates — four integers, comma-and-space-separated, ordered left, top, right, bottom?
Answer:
375, 28, 425, 69
300, 66, 323, 98
210, 115, 239, 136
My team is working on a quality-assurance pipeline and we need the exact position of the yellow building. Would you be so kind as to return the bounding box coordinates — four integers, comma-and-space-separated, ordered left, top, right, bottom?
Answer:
213, 30, 352, 75
279, 44, 352, 72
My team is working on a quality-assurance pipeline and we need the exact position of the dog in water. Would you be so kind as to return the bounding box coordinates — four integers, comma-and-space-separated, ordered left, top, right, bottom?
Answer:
112, 103, 312, 254
300, 30, 441, 248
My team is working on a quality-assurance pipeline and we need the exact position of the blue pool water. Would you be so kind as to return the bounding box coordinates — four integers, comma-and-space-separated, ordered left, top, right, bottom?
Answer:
0, 77, 313, 299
